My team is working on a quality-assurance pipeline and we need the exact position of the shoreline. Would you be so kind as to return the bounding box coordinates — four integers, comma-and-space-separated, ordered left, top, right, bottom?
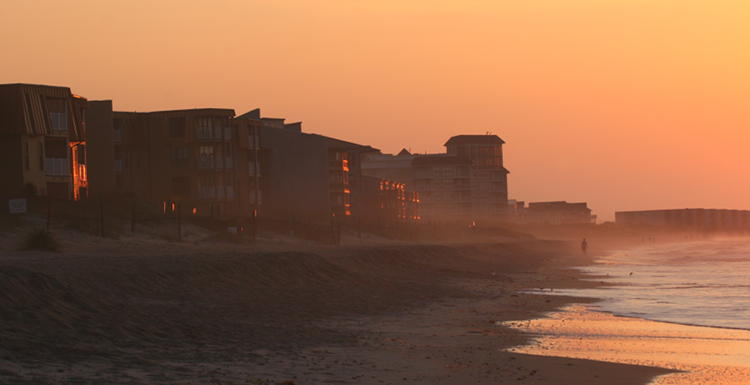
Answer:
508, 239, 750, 385
506, 304, 750, 385
0, 230, 672, 384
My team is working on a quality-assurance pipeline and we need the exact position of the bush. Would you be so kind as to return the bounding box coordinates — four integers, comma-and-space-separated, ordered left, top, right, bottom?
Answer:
20, 230, 60, 252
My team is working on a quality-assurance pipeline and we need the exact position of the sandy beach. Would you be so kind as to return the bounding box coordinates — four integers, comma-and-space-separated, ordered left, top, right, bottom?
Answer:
0, 228, 672, 385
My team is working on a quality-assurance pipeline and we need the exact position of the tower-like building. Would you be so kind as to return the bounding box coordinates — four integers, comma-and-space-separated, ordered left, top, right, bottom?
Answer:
362, 134, 509, 223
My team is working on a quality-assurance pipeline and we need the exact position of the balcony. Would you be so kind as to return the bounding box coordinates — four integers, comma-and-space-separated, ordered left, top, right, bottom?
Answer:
45, 158, 70, 176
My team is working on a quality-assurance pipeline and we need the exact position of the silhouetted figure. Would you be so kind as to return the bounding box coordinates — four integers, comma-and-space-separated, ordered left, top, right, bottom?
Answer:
581, 238, 588, 255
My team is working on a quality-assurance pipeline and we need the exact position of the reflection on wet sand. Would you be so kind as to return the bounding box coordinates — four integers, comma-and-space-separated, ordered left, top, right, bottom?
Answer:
504, 305, 750, 385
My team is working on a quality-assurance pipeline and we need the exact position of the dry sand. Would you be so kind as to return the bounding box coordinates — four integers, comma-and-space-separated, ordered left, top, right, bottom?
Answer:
0, 229, 671, 385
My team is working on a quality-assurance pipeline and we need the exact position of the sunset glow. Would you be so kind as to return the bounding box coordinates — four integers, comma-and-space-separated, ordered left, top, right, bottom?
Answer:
2, 0, 749, 218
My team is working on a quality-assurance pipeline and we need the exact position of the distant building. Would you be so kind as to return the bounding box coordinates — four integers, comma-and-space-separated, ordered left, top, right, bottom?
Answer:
358, 175, 420, 227
412, 154, 472, 221
361, 149, 415, 185
616, 209, 750, 230
524, 201, 596, 225
444, 135, 509, 218
362, 134, 509, 223
0, 83, 88, 201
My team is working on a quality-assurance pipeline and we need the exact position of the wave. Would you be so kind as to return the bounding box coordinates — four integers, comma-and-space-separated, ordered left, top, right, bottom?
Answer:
589, 306, 750, 333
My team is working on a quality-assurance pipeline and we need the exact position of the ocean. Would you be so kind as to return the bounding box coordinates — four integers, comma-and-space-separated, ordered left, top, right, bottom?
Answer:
555, 238, 750, 330
504, 238, 750, 384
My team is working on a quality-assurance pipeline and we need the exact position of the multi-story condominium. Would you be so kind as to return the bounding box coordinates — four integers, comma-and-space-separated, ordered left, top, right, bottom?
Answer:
362, 134, 509, 223
524, 201, 596, 225
104, 108, 259, 219
0, 83, 88, 201
245, 109, 378, 225
359, 175, 420, 226
444, 135, 509, 217
412, 154, 472, 221
616, 209, 749, 230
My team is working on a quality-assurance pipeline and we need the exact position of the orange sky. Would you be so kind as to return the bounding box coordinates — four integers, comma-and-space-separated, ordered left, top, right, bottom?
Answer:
2, 0, 749, 220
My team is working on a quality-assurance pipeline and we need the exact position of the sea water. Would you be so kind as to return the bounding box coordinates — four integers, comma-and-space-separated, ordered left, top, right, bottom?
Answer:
555, 238, 750, 330
505, 238, 750, 384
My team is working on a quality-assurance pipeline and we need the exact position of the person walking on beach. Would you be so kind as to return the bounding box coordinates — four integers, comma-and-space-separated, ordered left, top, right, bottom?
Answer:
581, 238, 588, 255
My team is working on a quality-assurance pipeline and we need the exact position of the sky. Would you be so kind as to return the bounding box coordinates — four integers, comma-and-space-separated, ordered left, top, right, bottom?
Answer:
2, 0, 749, 220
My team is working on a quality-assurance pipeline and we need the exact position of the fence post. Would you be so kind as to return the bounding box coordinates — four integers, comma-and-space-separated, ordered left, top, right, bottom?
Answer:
99, 196, 105, 237
130, 200, 136, 233
249, 208, 257, 243
176, 202, 182, 242
46, 197, 51, 232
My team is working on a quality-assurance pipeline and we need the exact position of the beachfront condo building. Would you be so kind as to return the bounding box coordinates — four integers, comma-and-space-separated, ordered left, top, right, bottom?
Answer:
0, 83, 89, 202
362, 134, 509, 224
93, 107, 261, 221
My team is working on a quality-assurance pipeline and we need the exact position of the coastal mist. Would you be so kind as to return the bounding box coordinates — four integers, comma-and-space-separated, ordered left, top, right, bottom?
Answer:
506, 239, 750, 385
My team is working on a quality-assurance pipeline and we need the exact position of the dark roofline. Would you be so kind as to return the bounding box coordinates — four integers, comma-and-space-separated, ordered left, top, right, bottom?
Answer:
305, 132, 379, 153
444, 134, 505, 146
615, 208, 750, 214
113, 108, 235, 116
0, 83, 74, 90
237, 108, 261, 120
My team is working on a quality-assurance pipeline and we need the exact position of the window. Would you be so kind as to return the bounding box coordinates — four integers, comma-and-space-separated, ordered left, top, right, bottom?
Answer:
46, 98, 68, 133
199, 146, 215, 168
173, 146, 189, 161
168, 117, 186, 138
199, 174, 217, 199
196, 117, 212, 139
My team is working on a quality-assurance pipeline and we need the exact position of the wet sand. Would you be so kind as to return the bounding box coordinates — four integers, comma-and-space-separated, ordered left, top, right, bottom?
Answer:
505, 305, 750, 385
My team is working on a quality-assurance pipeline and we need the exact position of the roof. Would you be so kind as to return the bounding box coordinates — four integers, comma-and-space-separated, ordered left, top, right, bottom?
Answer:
444, 134, 505, 146
0, 83, 73, 91
237, 108, 261, 120
528, 201, 589, 208
306, 133, 379, 153
113, 108, 235, 116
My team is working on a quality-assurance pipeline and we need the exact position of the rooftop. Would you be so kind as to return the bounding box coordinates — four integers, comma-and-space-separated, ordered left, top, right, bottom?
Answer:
113, 108, 235, 116
444, 134, 505, 146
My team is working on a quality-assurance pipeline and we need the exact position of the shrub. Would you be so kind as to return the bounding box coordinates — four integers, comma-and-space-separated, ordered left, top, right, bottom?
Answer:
20, 230, 60, 252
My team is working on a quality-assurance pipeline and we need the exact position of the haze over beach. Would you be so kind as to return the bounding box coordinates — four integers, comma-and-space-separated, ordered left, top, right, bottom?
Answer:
2, 1, 750, 385
3, 0, 750, 219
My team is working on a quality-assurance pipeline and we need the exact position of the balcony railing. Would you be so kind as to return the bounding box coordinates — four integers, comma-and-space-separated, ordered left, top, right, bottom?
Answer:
45, 158, 70, 176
